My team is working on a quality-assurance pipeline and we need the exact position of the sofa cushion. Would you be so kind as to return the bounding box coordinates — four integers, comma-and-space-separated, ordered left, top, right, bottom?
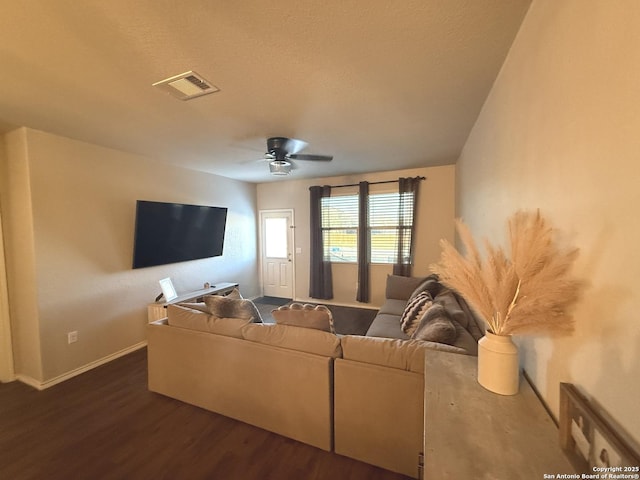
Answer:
242, 323, 342, 358
400, 291, 433, 336
203, 295, 263, 323
385, 275, 427, 301
167, 304, 250, 338
366, 312, 478, 355
410, 304, 458, 345
377, 298, 408, 316
365, 313, 410, 340
271, 303, 335, 333
341, 335, 466, 373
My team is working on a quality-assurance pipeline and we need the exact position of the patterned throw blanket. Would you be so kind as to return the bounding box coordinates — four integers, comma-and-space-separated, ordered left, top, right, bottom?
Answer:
400, 282, 485, 346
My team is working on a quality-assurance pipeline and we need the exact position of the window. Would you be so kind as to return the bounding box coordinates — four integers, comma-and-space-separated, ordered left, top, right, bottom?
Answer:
264, 217, 288, 258
321, 191, 415, 263
321, 195, 358, 262
369, 192, 414, 263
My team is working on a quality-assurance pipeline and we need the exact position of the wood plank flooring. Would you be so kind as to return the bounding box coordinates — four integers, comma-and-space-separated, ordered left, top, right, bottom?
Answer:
0, 348, 411, 480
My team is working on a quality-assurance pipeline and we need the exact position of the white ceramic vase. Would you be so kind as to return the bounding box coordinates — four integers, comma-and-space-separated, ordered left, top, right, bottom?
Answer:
477, 331, 520, 395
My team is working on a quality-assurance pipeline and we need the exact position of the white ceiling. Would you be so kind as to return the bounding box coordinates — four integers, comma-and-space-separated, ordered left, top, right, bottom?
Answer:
0, 0, 530, 183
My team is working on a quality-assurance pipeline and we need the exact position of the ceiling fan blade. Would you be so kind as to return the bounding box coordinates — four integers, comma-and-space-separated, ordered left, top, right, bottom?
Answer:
282, 138, 308, 155
288, 154, 333, 161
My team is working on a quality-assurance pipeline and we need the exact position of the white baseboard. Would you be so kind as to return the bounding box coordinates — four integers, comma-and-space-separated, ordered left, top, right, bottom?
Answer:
0, 373, 16, 384
16, 341, 147, 390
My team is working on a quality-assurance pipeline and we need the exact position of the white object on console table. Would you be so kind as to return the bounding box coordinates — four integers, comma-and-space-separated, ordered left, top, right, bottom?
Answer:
423, 350, 574, 479
147, 282, 239, 322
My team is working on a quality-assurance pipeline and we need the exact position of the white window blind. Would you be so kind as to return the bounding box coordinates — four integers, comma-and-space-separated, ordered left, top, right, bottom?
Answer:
369, 192, 414, 263
321, 195, 358, 262
321, 191, 415, 264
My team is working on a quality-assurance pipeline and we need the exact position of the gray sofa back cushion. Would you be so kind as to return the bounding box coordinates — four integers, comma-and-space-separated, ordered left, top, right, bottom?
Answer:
385, 275, 427, 300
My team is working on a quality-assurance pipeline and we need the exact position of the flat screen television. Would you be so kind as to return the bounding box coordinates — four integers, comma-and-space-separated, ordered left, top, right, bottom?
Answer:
132, 200, 228, 269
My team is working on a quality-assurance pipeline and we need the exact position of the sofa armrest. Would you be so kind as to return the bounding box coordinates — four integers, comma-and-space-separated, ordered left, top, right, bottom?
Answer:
334, 359, 423, 478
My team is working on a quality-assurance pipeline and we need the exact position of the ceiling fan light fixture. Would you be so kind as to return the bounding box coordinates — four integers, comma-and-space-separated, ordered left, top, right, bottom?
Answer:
269, 160, 291, 175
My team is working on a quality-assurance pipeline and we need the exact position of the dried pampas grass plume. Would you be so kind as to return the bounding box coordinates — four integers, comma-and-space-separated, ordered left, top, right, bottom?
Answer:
430, 210, 584, 336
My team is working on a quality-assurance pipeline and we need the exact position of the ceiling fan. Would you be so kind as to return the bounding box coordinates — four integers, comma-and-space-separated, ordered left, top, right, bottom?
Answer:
264, 137, 333, 175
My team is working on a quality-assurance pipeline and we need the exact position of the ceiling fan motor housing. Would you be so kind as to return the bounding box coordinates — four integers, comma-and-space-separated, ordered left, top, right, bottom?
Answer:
267, 137, 302, 160
266, 137, 288, 152
264, 136, 332, 175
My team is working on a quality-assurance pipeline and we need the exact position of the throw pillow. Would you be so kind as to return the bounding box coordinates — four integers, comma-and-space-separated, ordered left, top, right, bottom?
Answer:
271, 303, 335, 333
400, 291, 433, 336
411, 304, 458, 345
167, 304, 250, 338
226, 288, 243, 299
203, 295, 263, 323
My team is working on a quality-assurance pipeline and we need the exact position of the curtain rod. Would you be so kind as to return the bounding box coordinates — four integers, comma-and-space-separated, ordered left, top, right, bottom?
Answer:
327, 176, 426, 189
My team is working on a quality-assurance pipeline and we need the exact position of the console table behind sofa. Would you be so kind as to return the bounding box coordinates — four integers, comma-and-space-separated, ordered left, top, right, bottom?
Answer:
147, 282, 238, 322
423, 351, 574, 478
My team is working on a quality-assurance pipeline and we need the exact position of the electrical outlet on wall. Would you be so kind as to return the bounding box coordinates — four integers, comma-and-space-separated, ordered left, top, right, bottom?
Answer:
67, 331, 78, 344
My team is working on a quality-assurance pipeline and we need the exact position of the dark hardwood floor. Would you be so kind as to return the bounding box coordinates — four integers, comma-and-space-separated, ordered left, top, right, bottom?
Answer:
0, 348, 411, 480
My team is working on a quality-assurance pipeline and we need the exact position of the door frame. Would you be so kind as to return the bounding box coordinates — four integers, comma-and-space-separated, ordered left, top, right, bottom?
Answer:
258, 209, 295, 299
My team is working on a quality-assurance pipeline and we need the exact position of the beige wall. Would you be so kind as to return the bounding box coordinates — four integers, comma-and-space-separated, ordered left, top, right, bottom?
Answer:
1, 128, 259, 385
457, 1, 640, 442
0, 136, 16, 382
257, 165, 455, 307
1, 129, 43, 381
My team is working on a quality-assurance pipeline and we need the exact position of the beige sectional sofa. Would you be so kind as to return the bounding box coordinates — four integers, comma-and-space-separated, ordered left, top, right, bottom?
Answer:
147, 276, 483, 479
148, 318, 339, 451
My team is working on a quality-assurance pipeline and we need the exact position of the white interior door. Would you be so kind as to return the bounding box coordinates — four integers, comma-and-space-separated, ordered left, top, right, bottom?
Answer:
260, 210, 294, 299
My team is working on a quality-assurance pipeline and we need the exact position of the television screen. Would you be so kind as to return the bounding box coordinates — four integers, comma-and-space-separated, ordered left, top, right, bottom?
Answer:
132, 200, 228, 269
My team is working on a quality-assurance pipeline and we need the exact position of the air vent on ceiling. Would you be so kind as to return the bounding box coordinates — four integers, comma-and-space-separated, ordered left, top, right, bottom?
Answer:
152, 71, 220, 101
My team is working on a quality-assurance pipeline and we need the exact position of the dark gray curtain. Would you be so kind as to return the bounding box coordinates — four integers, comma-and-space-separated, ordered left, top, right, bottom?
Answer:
356, 181, 370, 303
393, 177, 421, 277
309, 185, 333, 299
